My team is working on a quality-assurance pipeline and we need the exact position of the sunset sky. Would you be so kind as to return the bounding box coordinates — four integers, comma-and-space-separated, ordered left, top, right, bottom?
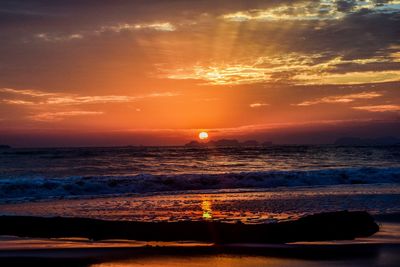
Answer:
0, 0, 399, 146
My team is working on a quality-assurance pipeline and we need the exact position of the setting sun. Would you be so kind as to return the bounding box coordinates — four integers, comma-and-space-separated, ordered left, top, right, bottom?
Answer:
199, 131, 209, 140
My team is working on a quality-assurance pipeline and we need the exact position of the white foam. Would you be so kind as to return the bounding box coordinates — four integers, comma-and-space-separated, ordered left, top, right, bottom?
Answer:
0, 167, 399, 203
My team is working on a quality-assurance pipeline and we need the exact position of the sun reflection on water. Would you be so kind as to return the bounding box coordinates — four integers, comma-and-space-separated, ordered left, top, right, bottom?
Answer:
201, 200, 213, 220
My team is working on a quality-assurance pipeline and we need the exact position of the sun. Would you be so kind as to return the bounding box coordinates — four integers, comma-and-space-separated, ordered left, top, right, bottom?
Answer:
198, 131, 209, 140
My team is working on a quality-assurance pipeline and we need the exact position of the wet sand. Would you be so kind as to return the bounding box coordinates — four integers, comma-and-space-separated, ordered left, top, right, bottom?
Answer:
0, 243, 399, 267
1, 187, 399, 266
1, 184, 399, 223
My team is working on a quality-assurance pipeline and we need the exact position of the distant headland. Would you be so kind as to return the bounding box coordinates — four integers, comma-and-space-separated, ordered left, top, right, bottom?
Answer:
184, 136, 400, 148
184, 139, 272, 148
0, 145, 11, 149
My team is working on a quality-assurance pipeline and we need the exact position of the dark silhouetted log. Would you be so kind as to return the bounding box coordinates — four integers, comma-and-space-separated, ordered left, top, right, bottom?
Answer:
0, 211, 379, 243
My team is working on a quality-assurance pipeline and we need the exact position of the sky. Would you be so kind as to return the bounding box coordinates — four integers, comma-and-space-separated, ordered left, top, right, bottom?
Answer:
0, 0, 399, 147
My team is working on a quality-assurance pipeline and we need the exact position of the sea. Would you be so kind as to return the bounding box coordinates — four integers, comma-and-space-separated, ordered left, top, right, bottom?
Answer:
0, 145, 399, 223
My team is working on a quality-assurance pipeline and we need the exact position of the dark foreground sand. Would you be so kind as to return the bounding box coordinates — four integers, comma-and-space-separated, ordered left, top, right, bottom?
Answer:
0, 223, 400, 267
0, 215, 399, 267
0, 243, 399, 267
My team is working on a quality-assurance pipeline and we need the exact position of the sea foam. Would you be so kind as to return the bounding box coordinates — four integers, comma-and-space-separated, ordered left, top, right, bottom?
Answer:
0, 167, 399, 203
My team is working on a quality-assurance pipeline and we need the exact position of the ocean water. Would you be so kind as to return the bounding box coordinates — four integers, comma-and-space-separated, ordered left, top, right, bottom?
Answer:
0, 145, 399, 222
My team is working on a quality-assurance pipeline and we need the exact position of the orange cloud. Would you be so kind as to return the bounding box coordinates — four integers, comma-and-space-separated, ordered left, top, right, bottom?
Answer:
295, 92, 383, 106
352, 105, 400, 112
99, 22, 176, 33
2, 99, 36, 105
249, 103, 269, 108
29, 111, 104, 122
161, 54, 400, 86
1, 88, 179, 106
0, 88, 55, 97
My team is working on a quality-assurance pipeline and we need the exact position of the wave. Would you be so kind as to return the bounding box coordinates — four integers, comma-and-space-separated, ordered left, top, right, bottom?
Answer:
0, 167, 399, 202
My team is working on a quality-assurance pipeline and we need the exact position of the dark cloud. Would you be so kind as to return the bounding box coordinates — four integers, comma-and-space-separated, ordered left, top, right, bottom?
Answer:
274, 10, 400, 59
330, 61, 400, 74
372, 0, 393, 6
0, 0, 292, 27
0, 1, 399, 88
336, 0, 357, 12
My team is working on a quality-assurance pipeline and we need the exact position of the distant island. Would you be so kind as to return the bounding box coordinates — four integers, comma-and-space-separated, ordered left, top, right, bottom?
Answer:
185, 139, 273, 148
184, 136, 400, 147
0, 145, 11, 149
334, 136, 400, 146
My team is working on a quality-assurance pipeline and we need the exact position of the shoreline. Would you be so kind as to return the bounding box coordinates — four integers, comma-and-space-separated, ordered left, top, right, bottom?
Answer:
1, 183, 399, 224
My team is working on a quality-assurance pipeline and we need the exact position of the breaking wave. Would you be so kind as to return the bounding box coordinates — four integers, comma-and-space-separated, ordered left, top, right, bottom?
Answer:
0, 167, 399, 203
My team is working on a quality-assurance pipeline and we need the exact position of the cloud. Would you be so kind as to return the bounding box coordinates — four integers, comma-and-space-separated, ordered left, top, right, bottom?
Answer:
34, 33, 83, 42
217, 3, 400, 68
0, 87, 55, 97
294, 70, 400, 85
162, 54, 400, 86
0, 88, 179, 105
222, 0, 400, 22
29, 111, 104, 122
2, 99, 36, 105
45, 95, 133, 105
1, 87, 179, 123
295, 92, 383, 106
336, 0, 357, 13
33, 21, 177, 42
352, 104, 400, 112
46, 92, 179, 105
1, 1, 399, 89
249, 103, 269, 108
99, 22, 176, 33
222, 2, 345, 21
163, 64, 271, 85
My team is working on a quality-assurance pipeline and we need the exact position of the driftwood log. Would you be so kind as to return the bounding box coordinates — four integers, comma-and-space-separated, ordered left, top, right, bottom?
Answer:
0, 211, 379, 243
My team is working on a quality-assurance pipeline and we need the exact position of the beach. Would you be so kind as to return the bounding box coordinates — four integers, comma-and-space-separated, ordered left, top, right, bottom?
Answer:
0, 189, 399, 266
0, 146, 399, 266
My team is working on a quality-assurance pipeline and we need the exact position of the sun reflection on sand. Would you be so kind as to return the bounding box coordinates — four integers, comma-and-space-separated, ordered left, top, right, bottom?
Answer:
201, 200, 213, 220
89, 256, 321, 267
